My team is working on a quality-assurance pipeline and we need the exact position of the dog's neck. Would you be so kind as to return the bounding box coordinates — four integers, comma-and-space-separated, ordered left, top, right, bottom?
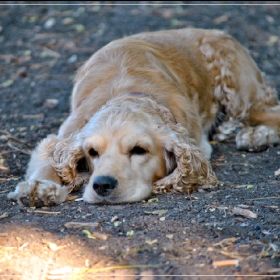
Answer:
129, 91, 151, 97
129, 91, 177, 124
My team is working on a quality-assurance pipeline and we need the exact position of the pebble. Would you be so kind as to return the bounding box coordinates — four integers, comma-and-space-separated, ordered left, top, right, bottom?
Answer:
67, 54, 77, 64
254, 225, 261, 230
45, 99, 59, 109
44, 18, 56, 29
63, 17, 74, 25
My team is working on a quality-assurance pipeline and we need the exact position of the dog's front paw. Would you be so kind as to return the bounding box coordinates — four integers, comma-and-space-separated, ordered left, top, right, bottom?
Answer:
8, 180, 69, 207
236, 125, 279, 152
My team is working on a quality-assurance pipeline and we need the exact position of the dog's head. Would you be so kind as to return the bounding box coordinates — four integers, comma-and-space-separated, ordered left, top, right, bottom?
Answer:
53, 96, 216, 204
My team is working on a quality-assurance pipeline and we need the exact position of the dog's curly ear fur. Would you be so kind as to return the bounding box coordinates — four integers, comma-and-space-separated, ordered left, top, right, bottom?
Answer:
51, 139, 90, 192
153, 122, 217, 195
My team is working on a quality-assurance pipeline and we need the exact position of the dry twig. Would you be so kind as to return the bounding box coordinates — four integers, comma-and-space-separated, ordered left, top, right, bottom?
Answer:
64, 222, 99, 229
27, 210, 60, 215
212, 259, 239, 267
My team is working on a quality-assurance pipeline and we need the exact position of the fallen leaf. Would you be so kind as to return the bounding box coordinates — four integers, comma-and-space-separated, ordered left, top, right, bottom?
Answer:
126, 230, 134, 237
170, 19, 183, 27
166, 234, 173, 239
114, 221, 122, 227
145, 239, 157, 245
74, 24, 85, 33
1, 79, 14, 88
148, 198, 158, 203
82, 230, 95, 239
232, 207, 257, 218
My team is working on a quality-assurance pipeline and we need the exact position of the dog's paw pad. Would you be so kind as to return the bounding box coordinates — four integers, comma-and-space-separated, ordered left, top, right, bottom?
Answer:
8, 180, 69, 207
236, 125, 279, 152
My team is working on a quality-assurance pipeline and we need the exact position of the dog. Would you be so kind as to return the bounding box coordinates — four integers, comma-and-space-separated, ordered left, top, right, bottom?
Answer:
8, 28, 280, 207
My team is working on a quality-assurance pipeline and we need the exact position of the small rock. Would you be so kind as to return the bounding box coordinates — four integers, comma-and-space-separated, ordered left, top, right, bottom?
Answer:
45, 99, 59, 109
74, 24, 85, 33
44, 18, 56, 29
0, 135, 7, 143
63, 17, 74, 25
266, 15, 275, 24
0, 212, 9, 220
254, 225, 261, 231
67, 54, 77, 64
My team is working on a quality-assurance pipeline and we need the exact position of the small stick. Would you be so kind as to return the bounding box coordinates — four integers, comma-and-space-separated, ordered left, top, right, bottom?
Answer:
213, 259, 239, 267
245, 196, 279, 201
212, 162, 254, 168
0, 129, 32, 148
0, 165, 9, 171
64, 222, 99, 229
7, 142, 31, 155
27, 210, 60, 215
7, 136, 32, 148
0, 190, 9, 194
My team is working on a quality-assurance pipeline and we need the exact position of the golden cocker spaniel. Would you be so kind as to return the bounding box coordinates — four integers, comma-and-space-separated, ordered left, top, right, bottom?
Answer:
8, 28, 280, 206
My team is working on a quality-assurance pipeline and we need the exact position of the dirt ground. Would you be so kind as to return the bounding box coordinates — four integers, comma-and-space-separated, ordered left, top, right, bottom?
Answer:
0, 2, 280, 279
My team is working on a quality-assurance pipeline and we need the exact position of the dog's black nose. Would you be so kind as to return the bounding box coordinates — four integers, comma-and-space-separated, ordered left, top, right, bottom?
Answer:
93, 176, 118, 196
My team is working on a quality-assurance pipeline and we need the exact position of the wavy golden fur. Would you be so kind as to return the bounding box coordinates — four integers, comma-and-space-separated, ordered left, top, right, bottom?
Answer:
8, 28, 280, 206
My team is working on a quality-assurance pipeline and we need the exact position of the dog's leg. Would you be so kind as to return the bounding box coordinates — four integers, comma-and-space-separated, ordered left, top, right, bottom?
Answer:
8, 135, 69, 207
199, 30, 280, 152
236, 103, 280, 151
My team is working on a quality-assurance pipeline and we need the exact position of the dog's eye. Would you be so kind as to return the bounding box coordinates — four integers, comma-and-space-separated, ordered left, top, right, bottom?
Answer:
88, 148, 98, 157
76, 157, 90, 173
130, 146, 147, 156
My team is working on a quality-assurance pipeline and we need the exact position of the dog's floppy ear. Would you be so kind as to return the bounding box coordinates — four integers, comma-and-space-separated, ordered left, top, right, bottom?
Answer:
153, 123, 217, 194
51, 138, 90, 192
